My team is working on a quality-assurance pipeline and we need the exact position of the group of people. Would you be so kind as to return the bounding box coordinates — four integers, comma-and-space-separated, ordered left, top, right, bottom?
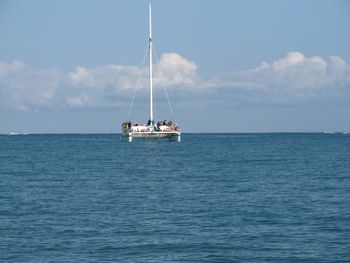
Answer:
122, 119, 180, 132
122, 121, 132, 129
157, 119, 174, 127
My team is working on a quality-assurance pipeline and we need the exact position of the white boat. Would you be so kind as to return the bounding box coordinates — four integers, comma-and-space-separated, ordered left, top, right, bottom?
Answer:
7, 132, 29, 136
122, 4, 181, 142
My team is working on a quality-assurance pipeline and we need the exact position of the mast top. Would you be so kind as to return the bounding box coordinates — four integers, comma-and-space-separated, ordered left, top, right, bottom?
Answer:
149, 4, 152, 41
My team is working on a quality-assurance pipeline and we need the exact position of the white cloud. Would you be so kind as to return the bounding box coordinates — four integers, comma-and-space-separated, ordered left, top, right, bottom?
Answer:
63, 53, 198, 108
0, 60, 25, 78
231, 52, 348, 90
0, 60, 62, 111
0, 53, 198, 111
154, 53, 198, 87
67, 53, 197, 91
68, 65, 140, 90
210, 52, 350, 104
0, 51, 349, 111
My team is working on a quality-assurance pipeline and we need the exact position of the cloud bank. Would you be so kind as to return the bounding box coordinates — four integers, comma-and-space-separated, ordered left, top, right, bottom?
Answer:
225, 52, 350, 104
0, 52, 349, 111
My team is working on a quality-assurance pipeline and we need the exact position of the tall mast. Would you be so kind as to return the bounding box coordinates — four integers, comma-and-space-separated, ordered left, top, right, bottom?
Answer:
148, 3, 154, 124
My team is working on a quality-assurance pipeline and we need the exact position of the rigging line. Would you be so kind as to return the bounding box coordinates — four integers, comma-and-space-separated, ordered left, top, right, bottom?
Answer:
153, 73, 157, 122
152, 46, 157, 122
127, 44, 149, 118
152, 46, 175, 118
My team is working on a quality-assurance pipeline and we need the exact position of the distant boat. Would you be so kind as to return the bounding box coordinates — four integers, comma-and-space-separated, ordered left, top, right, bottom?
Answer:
121, 4, 181, 142
7, 132, 28, 136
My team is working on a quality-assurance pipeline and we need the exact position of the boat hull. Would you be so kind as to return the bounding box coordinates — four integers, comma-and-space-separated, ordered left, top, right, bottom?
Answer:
122, 131, 181, 142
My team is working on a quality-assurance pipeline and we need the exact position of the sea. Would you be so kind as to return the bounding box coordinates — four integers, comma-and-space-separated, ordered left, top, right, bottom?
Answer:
0, 133, 349, 262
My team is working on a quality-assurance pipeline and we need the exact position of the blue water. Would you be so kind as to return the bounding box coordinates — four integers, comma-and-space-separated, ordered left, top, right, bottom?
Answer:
1, 133, 349, 262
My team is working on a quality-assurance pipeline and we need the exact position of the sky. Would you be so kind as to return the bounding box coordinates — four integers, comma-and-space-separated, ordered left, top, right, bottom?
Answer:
0, 0, 349, 133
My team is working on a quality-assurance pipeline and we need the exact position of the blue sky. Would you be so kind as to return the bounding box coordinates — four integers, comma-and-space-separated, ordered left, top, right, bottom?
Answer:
0, 0, 349, 133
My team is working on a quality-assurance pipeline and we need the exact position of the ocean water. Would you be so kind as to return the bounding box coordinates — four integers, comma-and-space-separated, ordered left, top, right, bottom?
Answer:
0, 133, 349, 262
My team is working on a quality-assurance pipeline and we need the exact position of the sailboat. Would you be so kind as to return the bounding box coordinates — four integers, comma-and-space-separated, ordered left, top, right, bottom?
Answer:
122, 4, 181, 142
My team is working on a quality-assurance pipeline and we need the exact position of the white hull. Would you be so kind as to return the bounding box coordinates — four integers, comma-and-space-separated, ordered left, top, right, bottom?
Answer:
122, 130, 181, 142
